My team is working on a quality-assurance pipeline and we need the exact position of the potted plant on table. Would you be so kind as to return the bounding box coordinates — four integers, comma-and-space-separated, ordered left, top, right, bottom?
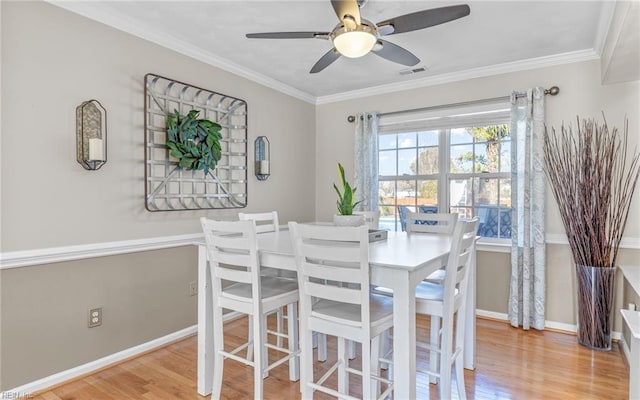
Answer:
543, 116, 640, 350
333, 163, 365, 226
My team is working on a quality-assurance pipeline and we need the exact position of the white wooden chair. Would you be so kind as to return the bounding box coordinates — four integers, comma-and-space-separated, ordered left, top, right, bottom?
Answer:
289, 222, 394, 400
414, 217, 480, 400
200, 218, 300, 400
239, 211, 328, 362
405, 211, 459, 383
239, 211, 288, 350
354, 210, 380, 230
407, 211, 458, 283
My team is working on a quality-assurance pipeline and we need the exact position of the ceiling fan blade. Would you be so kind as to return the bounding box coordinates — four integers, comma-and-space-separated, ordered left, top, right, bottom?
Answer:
310, 48, 341, 73
246, 32, 330, 39
377, 4, 470, 36
331, 0, 361, 27
372, 40, 420, 66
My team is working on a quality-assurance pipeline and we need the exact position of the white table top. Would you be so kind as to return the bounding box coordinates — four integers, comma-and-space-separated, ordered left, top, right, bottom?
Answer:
619, 265, 640, 297
257, 229, 452, 270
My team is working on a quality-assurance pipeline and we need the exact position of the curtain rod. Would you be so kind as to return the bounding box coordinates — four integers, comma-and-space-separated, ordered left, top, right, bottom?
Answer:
346, 86, 559, 123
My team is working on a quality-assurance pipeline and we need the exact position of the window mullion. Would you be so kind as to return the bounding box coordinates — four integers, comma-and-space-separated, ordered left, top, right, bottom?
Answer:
439, 129, 449, 212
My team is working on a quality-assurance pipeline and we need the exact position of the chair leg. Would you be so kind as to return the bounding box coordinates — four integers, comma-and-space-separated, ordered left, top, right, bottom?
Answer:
317, 333, 327, 362
211, 306, 225, 400
247, 315, 254, 361
300, 328, 314, 399
260, 313, 269, 379
276, 306, 285, 348
371, 335, 381, 399
429, 315, 440, 384
337, 337, 349, 395
348, 340, 357, 360
454, 309, 467, 400
380, 329, 391, 370
252, 313, 265, 399
439, 317, 454, 400
287, 302, 300, 381
361, 337, 372, 400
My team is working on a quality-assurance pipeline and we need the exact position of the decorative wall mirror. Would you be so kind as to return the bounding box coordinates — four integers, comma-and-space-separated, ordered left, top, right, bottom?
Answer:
144, 73, 248, 211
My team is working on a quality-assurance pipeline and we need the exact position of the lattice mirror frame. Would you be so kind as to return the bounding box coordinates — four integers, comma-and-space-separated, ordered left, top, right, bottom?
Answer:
144, 74, 248, 211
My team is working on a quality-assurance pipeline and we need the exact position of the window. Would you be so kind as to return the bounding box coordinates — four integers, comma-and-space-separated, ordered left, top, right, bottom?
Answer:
377, 102, 512, 239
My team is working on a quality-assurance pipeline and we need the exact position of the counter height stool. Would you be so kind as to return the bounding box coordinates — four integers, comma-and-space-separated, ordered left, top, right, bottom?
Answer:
290, 222, 394, 400
414, 217, 479, 399
201, 218, 300, 400
239, 211, 328, 362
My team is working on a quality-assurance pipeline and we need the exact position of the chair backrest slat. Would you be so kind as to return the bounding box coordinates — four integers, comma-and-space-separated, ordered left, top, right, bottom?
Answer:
301, 261, 361, 285
299, 242, 361, 265
305, 281, 362, 305
239, 211, 279, 233
214, 265, 252, 284
407, 211, 458, 234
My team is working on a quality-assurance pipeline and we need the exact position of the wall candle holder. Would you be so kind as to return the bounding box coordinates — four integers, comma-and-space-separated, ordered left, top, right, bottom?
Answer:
76, 100, 107, 170
255, 136, 270, 181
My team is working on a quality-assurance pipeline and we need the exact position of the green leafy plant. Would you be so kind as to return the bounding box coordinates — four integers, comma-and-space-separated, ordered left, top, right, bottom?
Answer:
166, 109, 222, 175
333, 163, 361, 215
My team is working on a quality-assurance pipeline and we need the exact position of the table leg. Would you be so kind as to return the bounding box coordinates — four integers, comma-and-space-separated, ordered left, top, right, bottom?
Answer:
463, 243, 477, 370
197, 245, 214, 395
392, 271, 416, 400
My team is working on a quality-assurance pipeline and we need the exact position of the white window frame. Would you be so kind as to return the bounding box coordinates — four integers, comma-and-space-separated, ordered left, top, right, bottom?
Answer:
377, 101, 512, 247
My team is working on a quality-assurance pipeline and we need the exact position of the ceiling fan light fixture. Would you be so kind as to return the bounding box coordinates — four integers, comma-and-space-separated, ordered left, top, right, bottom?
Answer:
332, 24, 377, 58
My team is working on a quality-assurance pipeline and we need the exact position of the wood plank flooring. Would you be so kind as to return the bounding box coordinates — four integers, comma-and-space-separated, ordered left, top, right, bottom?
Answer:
32, 316, 629, 399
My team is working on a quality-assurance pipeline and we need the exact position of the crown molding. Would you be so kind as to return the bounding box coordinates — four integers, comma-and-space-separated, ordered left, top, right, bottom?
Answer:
46, 1, 317, 104
315, 49, 599, 105
47, 1, 604, 107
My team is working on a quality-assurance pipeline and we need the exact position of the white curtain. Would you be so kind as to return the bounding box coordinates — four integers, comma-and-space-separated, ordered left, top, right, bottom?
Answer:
354, 112, 379, 211
508, 87, 546, 330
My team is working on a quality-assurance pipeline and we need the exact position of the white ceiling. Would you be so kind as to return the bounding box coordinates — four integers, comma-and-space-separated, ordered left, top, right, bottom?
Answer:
52, 1, 620, 103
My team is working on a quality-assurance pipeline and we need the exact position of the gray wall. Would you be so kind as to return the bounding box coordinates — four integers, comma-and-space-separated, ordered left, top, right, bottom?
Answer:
1, 1, 315, 390
1, 1, 316, 252
1, 247, 197, 389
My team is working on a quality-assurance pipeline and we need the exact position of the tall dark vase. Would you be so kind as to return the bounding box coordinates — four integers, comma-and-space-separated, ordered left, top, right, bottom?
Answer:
575, 265, 616, 351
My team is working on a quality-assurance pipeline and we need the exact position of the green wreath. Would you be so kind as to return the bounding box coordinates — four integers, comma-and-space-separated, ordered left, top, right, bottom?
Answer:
166, 109, 222, 175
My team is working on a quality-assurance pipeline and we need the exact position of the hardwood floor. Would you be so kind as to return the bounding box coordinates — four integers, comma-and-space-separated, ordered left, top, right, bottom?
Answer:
33, 316, 629, 400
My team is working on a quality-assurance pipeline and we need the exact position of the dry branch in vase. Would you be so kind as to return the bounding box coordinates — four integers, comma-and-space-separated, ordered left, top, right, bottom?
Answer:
543, 115, 640, 349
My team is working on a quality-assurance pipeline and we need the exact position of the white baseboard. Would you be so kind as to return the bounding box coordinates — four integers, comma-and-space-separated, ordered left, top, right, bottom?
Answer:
3, 325, 197, 396
620, 335, 631, 364
3, 313, 246, 397
475, 309, 622, 340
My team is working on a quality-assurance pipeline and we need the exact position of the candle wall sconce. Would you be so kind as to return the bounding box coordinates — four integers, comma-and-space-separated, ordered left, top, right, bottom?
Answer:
76, 100, 107, 170
255, 136, 270, 181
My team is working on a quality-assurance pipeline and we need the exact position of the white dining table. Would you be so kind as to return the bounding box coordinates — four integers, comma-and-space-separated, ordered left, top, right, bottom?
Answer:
196, 228, 477, 399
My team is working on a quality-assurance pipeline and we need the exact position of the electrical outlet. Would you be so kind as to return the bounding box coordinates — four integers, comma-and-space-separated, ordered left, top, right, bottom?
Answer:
88, 307, 102, 328
189, 281, 198, 297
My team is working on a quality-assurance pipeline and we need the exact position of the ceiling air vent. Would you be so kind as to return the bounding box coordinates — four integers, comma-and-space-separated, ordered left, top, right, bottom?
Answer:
399, 66, 429, 76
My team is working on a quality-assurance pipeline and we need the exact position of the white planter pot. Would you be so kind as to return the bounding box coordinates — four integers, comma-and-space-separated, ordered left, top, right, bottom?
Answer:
333, 214, 365, 227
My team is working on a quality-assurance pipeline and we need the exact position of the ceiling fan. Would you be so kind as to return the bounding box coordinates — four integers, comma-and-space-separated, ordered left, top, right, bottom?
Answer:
246, 0, 470, 73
